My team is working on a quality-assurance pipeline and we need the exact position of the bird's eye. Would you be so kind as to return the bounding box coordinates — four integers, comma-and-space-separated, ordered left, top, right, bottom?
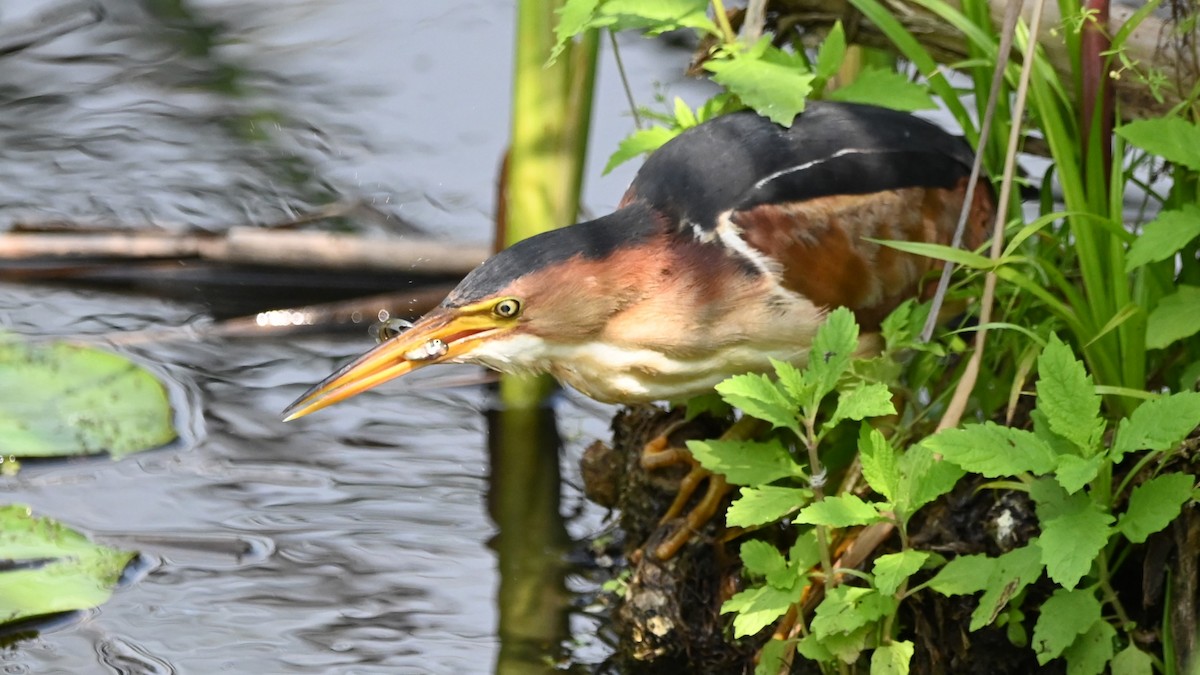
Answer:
493, 298, 522, 318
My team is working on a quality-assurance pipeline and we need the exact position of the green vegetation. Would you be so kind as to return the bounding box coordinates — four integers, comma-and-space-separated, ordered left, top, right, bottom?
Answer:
0, 336, 177, 459
0, 505, 136, 626
556, 0, 1200, 671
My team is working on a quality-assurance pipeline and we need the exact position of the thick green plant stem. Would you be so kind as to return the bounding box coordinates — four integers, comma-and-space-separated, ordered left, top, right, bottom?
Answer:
500, 0, 599, 408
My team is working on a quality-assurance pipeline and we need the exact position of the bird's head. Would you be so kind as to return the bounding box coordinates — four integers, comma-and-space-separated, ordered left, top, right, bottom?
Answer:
282, 210, 658, 420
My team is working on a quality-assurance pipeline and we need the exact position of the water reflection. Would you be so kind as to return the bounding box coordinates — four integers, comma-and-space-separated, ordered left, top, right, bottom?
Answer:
0, 0, 713, 670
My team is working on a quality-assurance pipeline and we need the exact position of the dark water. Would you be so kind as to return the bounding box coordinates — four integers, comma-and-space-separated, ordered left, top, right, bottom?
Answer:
0, 1, 714, 672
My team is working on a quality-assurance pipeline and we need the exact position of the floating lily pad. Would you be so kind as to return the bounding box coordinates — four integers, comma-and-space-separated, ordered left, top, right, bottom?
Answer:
0, 337, 177, 458
0, 505, 136, 625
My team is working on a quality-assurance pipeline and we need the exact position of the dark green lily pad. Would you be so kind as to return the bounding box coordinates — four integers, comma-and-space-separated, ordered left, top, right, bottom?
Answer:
0, 505, 137, 625
0, 338, 177, 459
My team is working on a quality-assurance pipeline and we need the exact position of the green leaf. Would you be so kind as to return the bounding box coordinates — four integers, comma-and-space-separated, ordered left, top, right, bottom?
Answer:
923, 423, 1058, 477
671, 96, 698, 128
1032, 587, 1102, 664
1054, 454, 1103, 494
741, 539, 788, 578
1146, 285, 1200, 350
859, 425, 900, 502
896, 443, 965, 516
928, 553, 996, 596
0, 338, 177, 458
1062, 619, 1115, 675
706, 40, 814, 126
727, 485, 812, 528
829, 383, 896, 427
970, 544, 1044, 631
1116, 117, 1200, 171
814, 22, 847, 82
550, 0, 600, 63
1033, 486, 1113, 589
0, 505, 137, 623
1118, 473, 1195, 543
880, 300, 915, 351
788, 530, 822, 571
827, 67, 936, 111
807, 307, 859, 404
870, 238, 994, 269
771, 358, 810, 408
591, 0, 717, 34
1125, 204, 1200, 271
1036, 335, 1103, 454
683, 391, 732, 421
722, 580, 805, 637
1109, 644, 1154, 675
795, 494, 883, 528
755, 638, 792, 675
1111, 391, 1200, 462
687, 437, 801, 486
811, 585, 894, 637
871, 640, 914, 675
603, 126, 679, 174
715, 373, 800, 435
873, 550, 930, 596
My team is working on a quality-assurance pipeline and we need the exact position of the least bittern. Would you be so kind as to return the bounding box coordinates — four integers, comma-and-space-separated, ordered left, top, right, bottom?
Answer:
283, 102, 993, 550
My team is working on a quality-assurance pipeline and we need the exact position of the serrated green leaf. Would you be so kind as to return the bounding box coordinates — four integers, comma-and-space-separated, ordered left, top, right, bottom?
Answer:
0, 505, 137, 623
1125, 205, 1200, 271
871, 640, 914, 675
859, 425, 900, 502
807, 307, 859, 404
1034, 489, 1113, 589
705, 42, 814, 126
1146, 285, 1200, 350
602, 125, 679, 174
824, 623, 875, 664
788, 530, 822, 571
1111, 391, 1200, 462
1110, 644, 1153, 675
1116, 117, 1200, 171
814, 21, 846, 82
1032, 587, 1102, 664
671, 96, 697, 128
727, 485, 812, 528
795, 494, 883, 527
873, 550, 930, 596
829, 383, 896, 428
1036, 335, 1103, 454
549, 0, 600, 63
811, 585, 894, 637
1118, 473, 1195, 543
924, 423, 1058, 477
715, 373, 800, 435
880, 300, 915, 351
593, 0, 717, 35
722, 580, 805, 637
1062, 619, 1115, 675
827, 67, 936, 111
687, 437, 801, 486
797, 631, 834, 662
741, 539, 788, 578
771, 357, 810, 408
928, 553, 996, 596
1054, 454, 1103, 494
896, 443, 965, 516
970, 544, 1044, 631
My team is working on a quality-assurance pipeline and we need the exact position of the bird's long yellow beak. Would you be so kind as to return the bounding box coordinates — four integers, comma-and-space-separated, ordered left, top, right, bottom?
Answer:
282, 308, 505, 421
